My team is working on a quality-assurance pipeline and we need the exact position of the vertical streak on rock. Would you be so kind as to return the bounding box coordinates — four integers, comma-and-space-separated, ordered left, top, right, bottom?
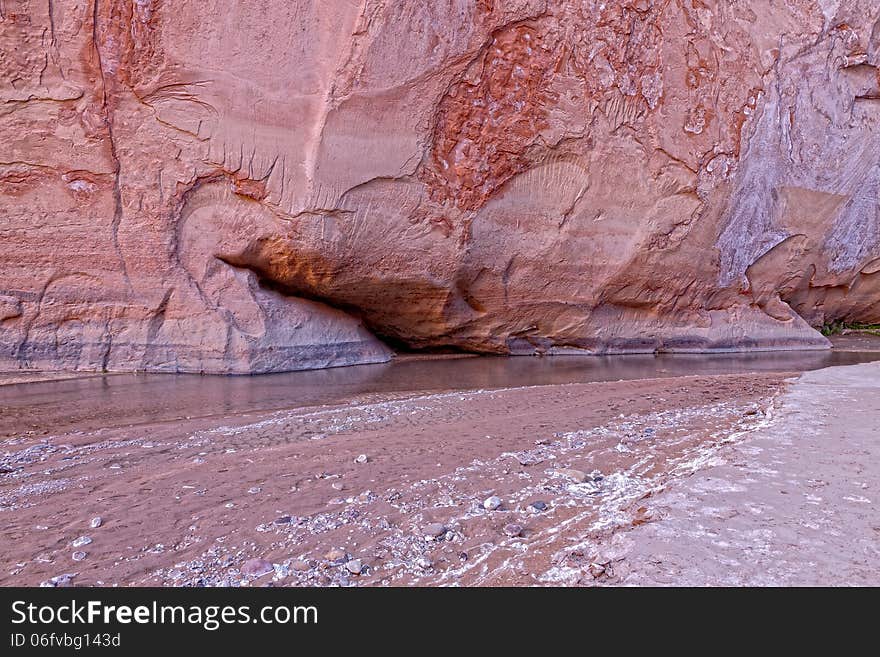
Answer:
91, 0, 130, 292
100, 319, 113, 372
303, 0, 372, 211
47, 0, 56, 46
14, 275, 54, 362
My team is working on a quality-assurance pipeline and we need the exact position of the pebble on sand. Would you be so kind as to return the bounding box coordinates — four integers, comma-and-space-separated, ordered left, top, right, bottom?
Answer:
483, 496, 502, 510
71, 536, 92, 548
324, 548, 347, 563
588, 562, 607, 578
529, 501, 549, 512
422, 523, 447, 540
72, 551, 87, 562
90, 517, 103, 529
345, 559, 364, 575
354, 454, 368, 464
40, 574, 76, 587
503, 523, 523, 537
240, 558, 274, 578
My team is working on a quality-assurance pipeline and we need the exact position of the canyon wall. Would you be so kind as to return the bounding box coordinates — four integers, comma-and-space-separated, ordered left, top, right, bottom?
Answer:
1, 0, 879, 373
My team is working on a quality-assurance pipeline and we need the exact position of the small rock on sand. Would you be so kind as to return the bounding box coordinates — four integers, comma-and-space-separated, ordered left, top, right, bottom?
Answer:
345, 559, 363, 575
72, 551, 87, 562
355, 454, 368, 464
241, 559, 274, 578
324, 548, 347, 563
90, 517, 103, 529
423, 523, 447, 539
503, 523, 523, 537
483, 496, 502, 510
292, 559, 312, 572
40, 574, 76, 587
71, 536, 92, 548
529, 501, 549, 512
553, 468, 589, 483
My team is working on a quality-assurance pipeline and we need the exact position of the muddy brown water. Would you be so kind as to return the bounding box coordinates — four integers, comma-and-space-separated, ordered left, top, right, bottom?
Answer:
3, 348, 880, 439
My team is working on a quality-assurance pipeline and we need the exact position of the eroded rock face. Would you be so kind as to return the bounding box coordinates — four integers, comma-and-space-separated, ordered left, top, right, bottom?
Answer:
1, 1, 878, 373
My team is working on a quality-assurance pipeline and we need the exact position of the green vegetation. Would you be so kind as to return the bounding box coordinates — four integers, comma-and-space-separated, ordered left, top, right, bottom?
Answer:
820, 321, 880, 337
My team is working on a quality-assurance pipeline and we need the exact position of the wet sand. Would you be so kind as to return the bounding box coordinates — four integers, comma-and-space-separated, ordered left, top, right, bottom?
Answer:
1, 344, 878, 586
600, 361, 880, 586
0, 372, 785, 586
0, 371, 114, 387
829, 332, 880, 352
2, 346, 877, 440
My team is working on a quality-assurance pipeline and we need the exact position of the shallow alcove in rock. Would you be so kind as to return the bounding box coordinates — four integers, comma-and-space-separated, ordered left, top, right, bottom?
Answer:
1, 1, 878, 373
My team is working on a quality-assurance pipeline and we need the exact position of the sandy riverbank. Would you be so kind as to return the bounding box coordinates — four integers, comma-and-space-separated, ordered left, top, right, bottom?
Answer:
0, 372, 784, 586
0, 356, 877, 586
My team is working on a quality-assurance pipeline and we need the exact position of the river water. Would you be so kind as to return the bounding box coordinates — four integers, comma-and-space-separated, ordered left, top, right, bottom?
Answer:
3, 348, 879, 439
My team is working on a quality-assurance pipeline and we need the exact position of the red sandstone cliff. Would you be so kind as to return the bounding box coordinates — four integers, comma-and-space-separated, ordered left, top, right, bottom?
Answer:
1, 1, 878, 373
